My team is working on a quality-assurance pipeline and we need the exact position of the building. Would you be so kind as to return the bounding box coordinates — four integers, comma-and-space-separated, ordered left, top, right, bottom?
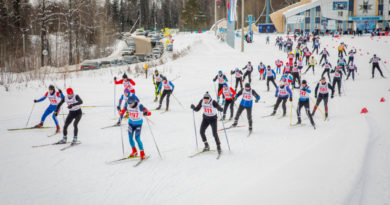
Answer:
270, 0, 390, 33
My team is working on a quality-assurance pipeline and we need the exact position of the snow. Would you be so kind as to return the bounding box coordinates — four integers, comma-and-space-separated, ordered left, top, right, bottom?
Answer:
1, 32, 390, 205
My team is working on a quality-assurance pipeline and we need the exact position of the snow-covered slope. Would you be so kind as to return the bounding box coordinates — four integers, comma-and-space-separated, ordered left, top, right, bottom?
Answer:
0, 33, 389, 205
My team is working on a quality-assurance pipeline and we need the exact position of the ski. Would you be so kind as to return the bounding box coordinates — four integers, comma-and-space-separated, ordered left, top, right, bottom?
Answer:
134, 156, 150, 167
106, 156, 140, 164
290, 123, 306, 128
32, 142, 71, 148
262, 114, 275, 118
8, 126, 53, 131
160, 110, 169, 114
60, 142, 81, 151
101, 124, 120, 129
218, 125, 245, 132
47, 132, 60, 137
189, 150, 216, 158
277, 115, 287, 119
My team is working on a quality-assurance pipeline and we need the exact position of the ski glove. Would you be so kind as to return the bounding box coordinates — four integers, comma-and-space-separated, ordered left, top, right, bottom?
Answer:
116, 106, 121, 111
289, 98, 293, 102
143, 111, 151, 116
54, 111, 58, 116
58, 89, 62, 93
331, 95, 334, 99
34, 99, 37, 103
190, 104, 195, 110
68, 104, 73, 109
255, 99, 259, 103
114, 77, 117, 81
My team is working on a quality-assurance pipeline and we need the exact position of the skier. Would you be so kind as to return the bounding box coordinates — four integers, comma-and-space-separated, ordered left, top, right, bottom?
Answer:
275, 59, 283, 74
231, 67, 243, 91
217, 83, 236, 121
283, 62, 291, 74
212, 70, 228, 101
369, 54, 385, 78
347, 49, 357, 65
321, 60, 332, 83
33, 85, 63, 133
295, 80, 315, 128
304, 56, 317, 75
319, 48, 330, 64
331, 66, 344, 97
337, 42, 347, 57
114, 73, 136, 93
264, 65, 277, 91
294, 47, 301, 61
271, 81, 293, 116
258, 62, 266, 80
337, 56, 347, 74
118, 95, 151, 159
55, 88, 83, 144
116, 88, 140, 124
156, 77, 175, 111
280, 72, 293, 87
297, 57, 304, 71
231, 83, 261, 131
291, 62, 301, 88
346, 62, 358, 81
153, 70, 164, 102
266, 35, 270, 44
312, 38, 320, 54
287, 52, 294, 65
312, 77, 334, 119
242, 61, 253, 83
191, 92, 223, 154
303, 49, 312, 65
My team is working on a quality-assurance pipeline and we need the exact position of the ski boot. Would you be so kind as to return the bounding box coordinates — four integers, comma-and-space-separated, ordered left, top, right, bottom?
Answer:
296, 118, 302, 125
217, 145, 222, 155
55, 126, 61, 133
154, 97, 158, 102
56, 136, 67, 144
115, 119, 121, 126
34, 122, 43, 128
202, 142, 210, 152
129, 147, 138, 158
140, 150, 146, 160
221, 115, 226, 121
231, 120, 238, 128
270, 111, 276, 116
71, 136, 77, 144
282, 113, 286, 117
155, 104, 161, 110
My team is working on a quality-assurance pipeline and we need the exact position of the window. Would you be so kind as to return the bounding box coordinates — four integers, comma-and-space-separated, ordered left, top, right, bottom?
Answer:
305, 23, 310, 30
379, 10, 383, 15
305, 10, 310, 17
338, 11, 343, 17
379, 0, 383, 4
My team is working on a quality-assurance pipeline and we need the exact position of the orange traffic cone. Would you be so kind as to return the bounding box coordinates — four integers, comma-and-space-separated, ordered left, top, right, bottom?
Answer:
360, 108, 368, 114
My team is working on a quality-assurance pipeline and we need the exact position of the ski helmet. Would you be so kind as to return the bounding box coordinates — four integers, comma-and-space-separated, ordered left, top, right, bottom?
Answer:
154, 70, 159, 74
302, 80, 307, 85
218, 70, 222, 74
203, 92, 211, 100
235, 67, 239, 71
48, 85, 55, 91
223, 83, 228, 87
162, 76, 167, 81
245, 83, 251, 88
122, 73, 128, 79
127, 95, 136, 105
66, 88, 74, 95
374, 54, 376, 56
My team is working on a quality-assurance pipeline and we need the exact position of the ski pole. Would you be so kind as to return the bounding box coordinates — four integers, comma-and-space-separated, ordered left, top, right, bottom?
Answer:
192, 110, 198, 151
145, 116, 163, 160
289, 87, 294, 125
113, 84, 116, 116
120, 122, 125, 156
172, 93, 185, 109
25, 103, 35, 127
219, 112, 231, 152
308, 95, 326, 119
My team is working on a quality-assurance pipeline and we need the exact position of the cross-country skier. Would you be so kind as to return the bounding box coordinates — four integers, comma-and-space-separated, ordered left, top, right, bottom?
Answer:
271, 81, 293, 116
312, 38, 320, 54
242, 61, 254, 83
312, 77, 334, 119
321, 60, 332, 83
297, 57, 304, 71
33, 85, 64, 133
291, 62, 301, 88
303, 49, 312, 65
231, 83, 261, 131
346, 62, 358, 81
153, 70, 164, 102
217, 83, 236, 121
114, 73, 136, 93
275, 59, 283, 74
304, 56, 317, 75
116, 89, 140, 125
280, 72, 293, 87
337, 56, 347, 74
118, 95, 151, 159
231, 67, 243, 91
337, 42, 347, 57
294, 47, 301, 61
347, 49, 356, 65
191, 92, 223, 154
55, 88, 83, 144
258, 62, 266, 80
319, 48, 330, 64
295, 80, 315, 128
287, 52, 294, 65
156, 77, 174, 111
331, 66, 344, 97
264, 65, 277, 91
283, 62, 291, 74
369, 54, 385, 78
213, 70, 228, 102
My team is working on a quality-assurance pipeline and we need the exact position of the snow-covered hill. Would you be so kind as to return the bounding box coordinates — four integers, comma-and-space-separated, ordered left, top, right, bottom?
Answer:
1, 32, 389, 205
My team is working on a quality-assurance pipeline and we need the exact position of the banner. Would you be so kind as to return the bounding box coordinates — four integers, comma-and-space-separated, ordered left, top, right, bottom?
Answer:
355, 0, 376, 17
227, 0, 237, 22
287, 15, 305, 24
226, 20, 235, 49
328, 20, 336, 30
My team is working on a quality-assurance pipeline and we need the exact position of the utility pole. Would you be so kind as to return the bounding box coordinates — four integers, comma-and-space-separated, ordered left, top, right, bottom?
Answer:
215, 0, 217, 25
241, 0, 244, 52
266, 0, 270, 23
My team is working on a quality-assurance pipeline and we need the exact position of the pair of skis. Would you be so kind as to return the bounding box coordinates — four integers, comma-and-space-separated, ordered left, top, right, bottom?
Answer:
32, 141, 81, 151
8, 126, 53, 131
189, 150, 221, 160
107, 155, 150, 167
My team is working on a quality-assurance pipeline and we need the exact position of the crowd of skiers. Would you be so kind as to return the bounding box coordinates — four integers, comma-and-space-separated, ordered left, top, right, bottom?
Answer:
27, 33, 387, 160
